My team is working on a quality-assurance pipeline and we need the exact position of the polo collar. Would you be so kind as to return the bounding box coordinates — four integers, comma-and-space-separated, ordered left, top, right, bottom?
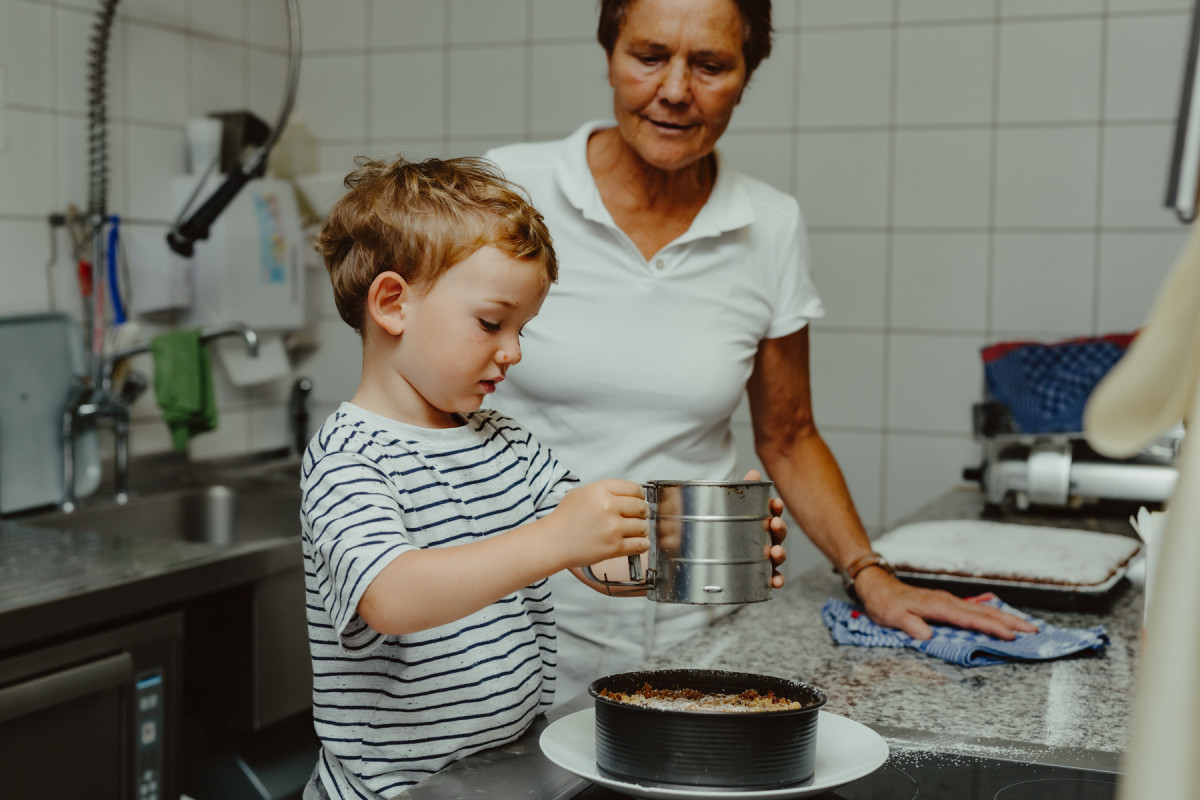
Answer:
554, 121, 756, 243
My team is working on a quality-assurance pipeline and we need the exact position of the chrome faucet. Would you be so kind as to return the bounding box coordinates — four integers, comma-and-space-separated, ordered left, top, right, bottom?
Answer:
60, 323, 260, 511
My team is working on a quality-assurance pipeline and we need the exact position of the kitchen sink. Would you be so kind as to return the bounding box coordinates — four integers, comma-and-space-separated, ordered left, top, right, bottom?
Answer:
24, 480, 302, 547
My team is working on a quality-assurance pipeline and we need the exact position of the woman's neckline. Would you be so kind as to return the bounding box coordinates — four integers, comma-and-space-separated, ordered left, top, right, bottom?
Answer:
586, 128, 717, 260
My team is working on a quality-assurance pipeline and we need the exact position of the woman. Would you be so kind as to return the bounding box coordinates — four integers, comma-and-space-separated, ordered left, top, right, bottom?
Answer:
486, 0, 1034, 700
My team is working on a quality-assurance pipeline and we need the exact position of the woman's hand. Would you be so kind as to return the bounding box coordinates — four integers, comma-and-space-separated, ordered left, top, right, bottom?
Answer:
743, 469, 787, 588
553, 479, 651, 568
853, 566, 1039, 640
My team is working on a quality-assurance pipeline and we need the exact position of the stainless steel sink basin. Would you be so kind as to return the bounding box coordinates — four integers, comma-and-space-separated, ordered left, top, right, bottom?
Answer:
25, 481, 301, 547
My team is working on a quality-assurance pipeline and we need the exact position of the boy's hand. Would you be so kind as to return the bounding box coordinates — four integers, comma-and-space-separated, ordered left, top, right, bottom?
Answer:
553, 479, 650, 567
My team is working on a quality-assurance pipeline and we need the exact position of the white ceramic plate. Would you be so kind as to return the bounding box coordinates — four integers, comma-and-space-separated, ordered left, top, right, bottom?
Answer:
539, 708, 889, 800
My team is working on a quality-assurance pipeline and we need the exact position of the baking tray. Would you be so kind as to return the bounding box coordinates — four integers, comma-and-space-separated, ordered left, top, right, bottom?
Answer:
875, 519, 1141, 613
893, 569, 1133, 612
0, 314, 101, 514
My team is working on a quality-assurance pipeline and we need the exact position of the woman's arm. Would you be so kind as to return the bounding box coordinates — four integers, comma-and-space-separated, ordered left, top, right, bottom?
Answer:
746, 326, 1036, 640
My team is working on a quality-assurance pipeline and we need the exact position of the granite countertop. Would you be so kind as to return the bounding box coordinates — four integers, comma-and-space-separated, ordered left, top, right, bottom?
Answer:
646, 487, 1141, 762
646, 565, 1138, 761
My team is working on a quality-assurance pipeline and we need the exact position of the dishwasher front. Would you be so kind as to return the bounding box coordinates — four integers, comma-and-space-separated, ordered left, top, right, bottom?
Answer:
0, 612, 183, 800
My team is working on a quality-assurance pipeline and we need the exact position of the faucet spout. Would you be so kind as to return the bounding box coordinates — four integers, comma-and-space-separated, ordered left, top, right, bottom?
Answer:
202, 323, 259, 357
100, 322, 260, 390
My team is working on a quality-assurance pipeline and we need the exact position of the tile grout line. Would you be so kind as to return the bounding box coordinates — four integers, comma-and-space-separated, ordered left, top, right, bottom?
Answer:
1093, 0, 1111, 336
877, 0, 900, 532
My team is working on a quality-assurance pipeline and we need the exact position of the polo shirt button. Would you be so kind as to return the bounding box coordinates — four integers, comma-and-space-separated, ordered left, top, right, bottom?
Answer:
655, 259, 665, 270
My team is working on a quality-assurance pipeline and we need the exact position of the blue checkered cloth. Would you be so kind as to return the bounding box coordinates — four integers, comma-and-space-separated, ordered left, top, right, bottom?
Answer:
821, 596, 1109, 667
981, 335, 1133, 434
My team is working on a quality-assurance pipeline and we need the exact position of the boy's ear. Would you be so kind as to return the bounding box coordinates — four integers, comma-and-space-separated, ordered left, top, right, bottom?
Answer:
366, 271, 410, 336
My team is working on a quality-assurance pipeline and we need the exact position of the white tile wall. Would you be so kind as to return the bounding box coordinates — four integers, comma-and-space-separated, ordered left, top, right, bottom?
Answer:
884, 432, 983, 524
370, 0, 445, 49
449, 46, 526, 139
246, 0, 289, 48
895, 24, 994, 126
125, 0, 184, 28
369, 51, 446, 140
54, 7, 98, 114
1, 0, 53, 108
717, 131, 793, 193
991, 233, 1096, 335
125, 24, 188, 125
898, 0, 997, 24
887, 333, 988, 435
807, 232, 888, 329
530, 42, 610, 136
809, 331, 887, 428
994, 127, 1100, 228
1097, 232, 1187, 332
0, 0, 1193, 525
189, 39, 246, 117
797, 28, 893, 127
890, 233, 990, 331
449, 0, 526, 45
298, 0, 366, 52
731, 32, 797, 131
190, 0, 244, 42
893, 130, 993, 228
246, 50, 290, 125
531, 0, 596, 40
1109, 0, 1192, 12
794, 130, 891, 227
1104, 13, 1191, 121
1000, 0, 1104, 17
0, 219, 52, 315
296, 55, 367, 140
1101, 123, 1182, 228
125, 125, 185, 220
799, 0, 893, 28
0, 110, 54, 216
821, 429, 885, 533
997, 19, 1102, 124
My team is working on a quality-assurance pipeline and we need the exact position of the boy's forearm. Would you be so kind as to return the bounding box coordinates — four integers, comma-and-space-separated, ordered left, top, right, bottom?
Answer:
357, 516, 568, 635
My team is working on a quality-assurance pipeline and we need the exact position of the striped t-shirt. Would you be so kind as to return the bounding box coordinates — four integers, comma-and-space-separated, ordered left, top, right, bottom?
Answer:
301, 403, 577, 798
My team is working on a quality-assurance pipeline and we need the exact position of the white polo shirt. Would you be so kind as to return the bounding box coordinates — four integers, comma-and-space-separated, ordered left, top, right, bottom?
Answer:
484, 122, 824, 697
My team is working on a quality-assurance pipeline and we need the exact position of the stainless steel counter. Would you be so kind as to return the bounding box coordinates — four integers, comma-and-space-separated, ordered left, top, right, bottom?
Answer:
396, 487, 1142, 798
0, 520, 300, 653
0, 452, 303, 655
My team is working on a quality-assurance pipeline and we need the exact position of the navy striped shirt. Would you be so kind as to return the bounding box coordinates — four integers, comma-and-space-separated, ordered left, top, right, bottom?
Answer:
301, 403, 577, 798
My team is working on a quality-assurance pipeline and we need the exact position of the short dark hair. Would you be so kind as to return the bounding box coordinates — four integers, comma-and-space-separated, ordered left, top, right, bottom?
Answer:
596, 0, 773, 79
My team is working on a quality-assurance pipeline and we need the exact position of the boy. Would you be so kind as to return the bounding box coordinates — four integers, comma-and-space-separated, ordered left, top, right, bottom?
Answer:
302, 156, 651, 799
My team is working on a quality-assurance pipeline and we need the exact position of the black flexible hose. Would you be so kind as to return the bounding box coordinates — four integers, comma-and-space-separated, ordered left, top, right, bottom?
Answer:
167, 0, 302, 257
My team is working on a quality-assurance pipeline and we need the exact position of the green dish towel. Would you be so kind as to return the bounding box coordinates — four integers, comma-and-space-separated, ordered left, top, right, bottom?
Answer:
151, 328, 218, 451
